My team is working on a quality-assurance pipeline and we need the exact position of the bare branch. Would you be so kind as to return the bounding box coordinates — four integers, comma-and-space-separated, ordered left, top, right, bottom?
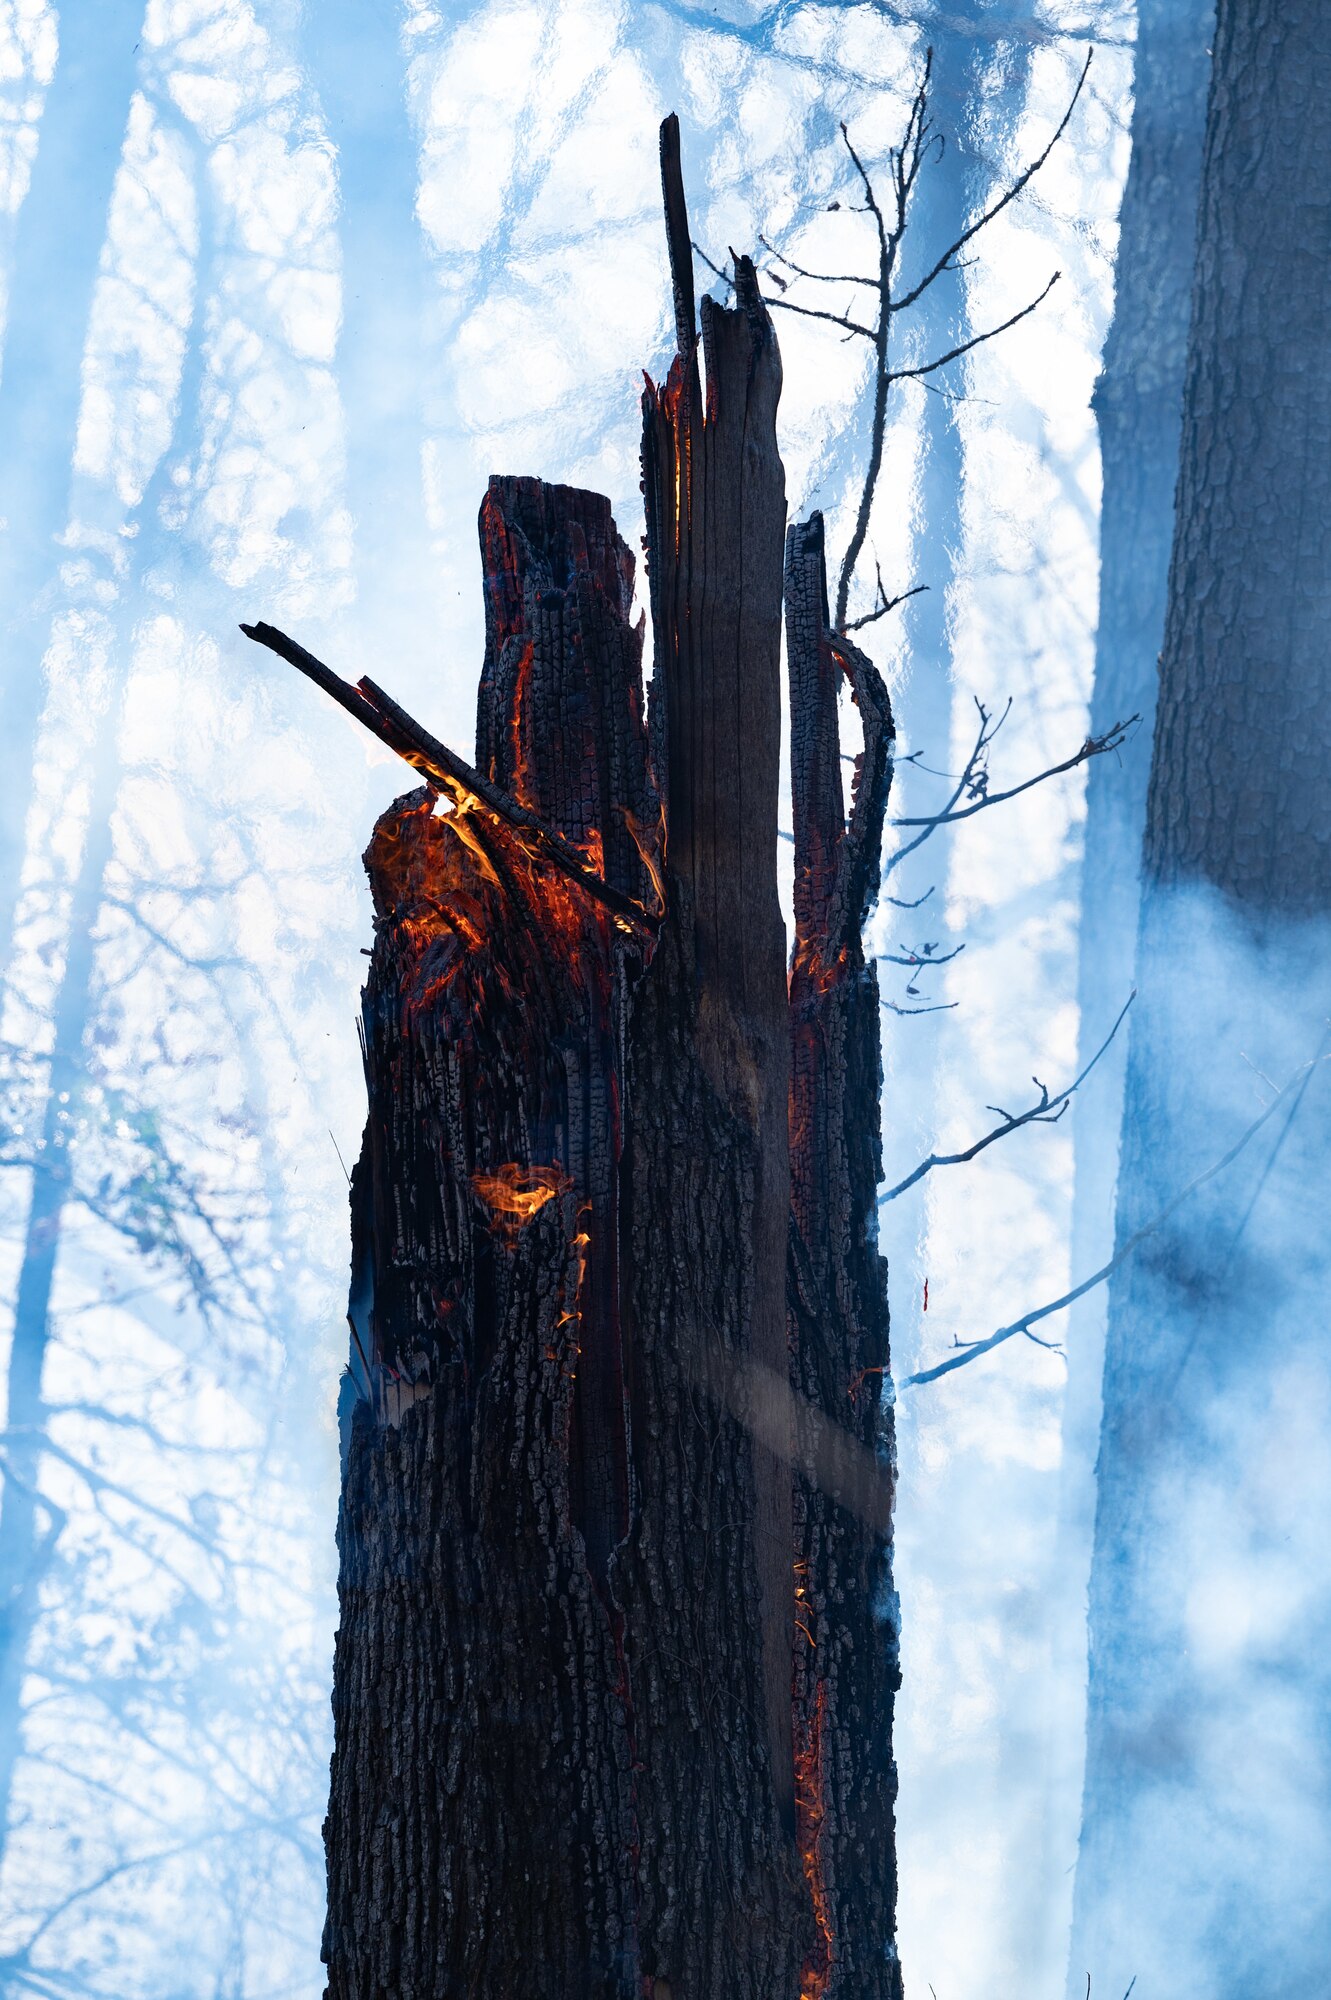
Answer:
693, 240, 733, 290
884, 696, 1012, 877
903, 1050, 1331, 1388
828, 67, 936, 631
758, 233, 875, 289
878, 941, 965, 970
844, 561, 928, 633
899, 750, 963, 778
883, 996, 957, 1017
757, 43, 1087, 635
764, 293, 876, 339
883, 886, 935, 910
839, 112, 890, 265
879, 991, 1134, 1205
889, 48, 1093, 318
893, 713, 1140, 830
889, 270, 1060, 383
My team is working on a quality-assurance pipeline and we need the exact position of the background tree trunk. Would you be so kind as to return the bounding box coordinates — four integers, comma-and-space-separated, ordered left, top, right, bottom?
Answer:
321, 126, 900, 2000
1054, 0, 1213, 1974
1071, 3, 1331, 1989
305, 0, 434, 682
0, 0, 143, 964
0, 121, 213, 1888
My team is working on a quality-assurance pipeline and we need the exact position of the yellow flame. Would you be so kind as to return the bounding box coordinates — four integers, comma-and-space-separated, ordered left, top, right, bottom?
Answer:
471, 1163, 573, 1232
623, 806, 666, 914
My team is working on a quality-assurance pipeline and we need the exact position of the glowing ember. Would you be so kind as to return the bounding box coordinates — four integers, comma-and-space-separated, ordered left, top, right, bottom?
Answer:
794, 1678, 834, 2000
790, 935, 851, 1001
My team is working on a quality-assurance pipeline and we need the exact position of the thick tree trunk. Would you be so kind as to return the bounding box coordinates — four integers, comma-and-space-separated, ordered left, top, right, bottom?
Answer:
320, 122, 899, 2000
1055, 0, 1213, 1979
1061, 0, 1213, 1451
1071, 3, 1331, 1990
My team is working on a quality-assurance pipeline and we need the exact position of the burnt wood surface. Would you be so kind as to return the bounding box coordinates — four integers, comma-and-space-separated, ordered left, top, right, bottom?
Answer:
785, 515, 900, 2000
315, 117, 899, 2000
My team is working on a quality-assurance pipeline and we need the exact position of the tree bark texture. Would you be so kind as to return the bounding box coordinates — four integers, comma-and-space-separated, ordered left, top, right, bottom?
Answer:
1054, 0, 1213, 1969
784, 515, 899, 2000
1061, 0, 1214, 1453
321, 123, 900, 2000
1072, 4, 1331, 1991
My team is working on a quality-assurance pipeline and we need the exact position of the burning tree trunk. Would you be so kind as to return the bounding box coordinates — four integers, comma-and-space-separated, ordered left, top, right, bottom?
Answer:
253, 117, 900, 2000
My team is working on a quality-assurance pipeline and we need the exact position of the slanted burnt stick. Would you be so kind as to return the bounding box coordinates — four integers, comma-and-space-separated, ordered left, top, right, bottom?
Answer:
240, 617, 655, 937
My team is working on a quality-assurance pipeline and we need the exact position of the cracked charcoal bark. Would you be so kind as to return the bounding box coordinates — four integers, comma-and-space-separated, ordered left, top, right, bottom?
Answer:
321, 118, 900, 2000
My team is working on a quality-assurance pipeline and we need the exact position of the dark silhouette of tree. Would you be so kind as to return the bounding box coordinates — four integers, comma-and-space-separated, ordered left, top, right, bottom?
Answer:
1071, 2, 1331, 1989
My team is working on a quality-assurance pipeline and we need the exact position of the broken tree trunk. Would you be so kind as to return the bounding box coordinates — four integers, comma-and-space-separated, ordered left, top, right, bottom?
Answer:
254, 115, 900, 2000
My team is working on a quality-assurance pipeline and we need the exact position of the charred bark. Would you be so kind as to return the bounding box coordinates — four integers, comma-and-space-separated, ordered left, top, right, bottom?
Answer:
311, 117, 899, 2000
785, 515, 899, 1999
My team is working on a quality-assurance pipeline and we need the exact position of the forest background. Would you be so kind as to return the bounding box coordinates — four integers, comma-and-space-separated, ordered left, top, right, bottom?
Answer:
0, 0, 1267, 1995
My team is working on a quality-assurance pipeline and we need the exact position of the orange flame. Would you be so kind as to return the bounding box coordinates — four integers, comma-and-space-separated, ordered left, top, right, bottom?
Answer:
790, 936, 850, 1001
472, 1164, 574, 1240
622, 806, 666, 915
794, 1678, 834, 2000
366, 764, 622, 1027
507, 641, 535, 807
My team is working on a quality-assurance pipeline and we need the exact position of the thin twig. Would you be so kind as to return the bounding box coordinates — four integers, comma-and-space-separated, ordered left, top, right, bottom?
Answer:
884, 996, 957, 1017
844, 562, 928, 634
765, 294, 876, 339
893, 715, 1139, 831
878, 941, 965, 970
903, 1052, 1331, 1387
889, 48, 1093, 319
758, 233, 873, 289
880, 991, 1134, 1204
884, 696, 1012, 877
887, 270, 1060, 382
